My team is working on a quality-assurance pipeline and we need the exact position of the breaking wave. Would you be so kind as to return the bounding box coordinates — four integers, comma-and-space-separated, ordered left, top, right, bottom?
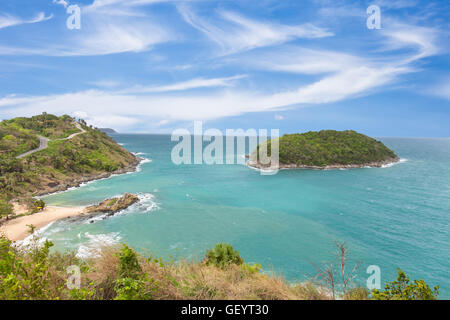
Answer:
76, 232, 122, 259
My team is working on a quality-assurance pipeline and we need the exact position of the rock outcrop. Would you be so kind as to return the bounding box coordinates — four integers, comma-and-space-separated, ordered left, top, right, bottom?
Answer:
84, 193, 139, 216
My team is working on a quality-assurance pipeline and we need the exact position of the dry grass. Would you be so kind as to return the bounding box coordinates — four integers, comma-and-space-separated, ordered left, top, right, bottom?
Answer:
2, 238, 365, 300
80, 247, 332, 300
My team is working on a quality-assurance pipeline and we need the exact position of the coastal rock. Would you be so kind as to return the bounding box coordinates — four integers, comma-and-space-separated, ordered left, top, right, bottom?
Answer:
84, 193, 139, 216
248, 157, 400, 170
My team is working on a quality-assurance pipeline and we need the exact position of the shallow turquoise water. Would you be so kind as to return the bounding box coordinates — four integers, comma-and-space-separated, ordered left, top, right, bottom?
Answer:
41, 135, 450, 297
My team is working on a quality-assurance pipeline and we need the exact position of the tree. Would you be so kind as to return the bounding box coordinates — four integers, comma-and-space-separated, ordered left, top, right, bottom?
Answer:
312, 241, 359, 299
0, 198, 13, 218
371, 268, 439, 300
204, 243, 244, 269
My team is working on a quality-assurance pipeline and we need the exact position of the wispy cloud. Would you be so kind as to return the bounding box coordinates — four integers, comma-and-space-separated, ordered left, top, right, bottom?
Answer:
88, 0, 175, 8
178, 5, 333, 55
0, 1, 445, 132
0, 1, 172, 57
374, 0, 419, 9
67, 20, 170, 56
53, 0, 69, 8
0, 17, 441, 130
0, 12, 53, 30
117, 75, 246, 94
381, 22, 439, 62
239, 47, 364, 75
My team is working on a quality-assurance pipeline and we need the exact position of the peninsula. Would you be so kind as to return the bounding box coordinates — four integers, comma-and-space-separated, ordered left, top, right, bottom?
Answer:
0, 113, 141, 236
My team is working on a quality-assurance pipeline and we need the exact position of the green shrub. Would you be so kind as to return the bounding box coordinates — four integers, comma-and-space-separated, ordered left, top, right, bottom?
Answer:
0, 236, 59, 299
116, 244, 142, 278
113, 245, 157, 300
70, 286, 97, 300
241, 263, 262, 275
29, 199, 46, 214
205, 243, 244, 269
371, 268, 439, 300
114, 277, 154, 300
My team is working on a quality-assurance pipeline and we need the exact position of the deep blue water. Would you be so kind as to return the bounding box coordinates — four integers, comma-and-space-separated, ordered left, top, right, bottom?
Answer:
41, 135, 450, 297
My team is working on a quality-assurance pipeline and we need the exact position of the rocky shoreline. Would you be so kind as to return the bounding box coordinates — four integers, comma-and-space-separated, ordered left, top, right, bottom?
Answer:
34, 155, 141, 197
247, 157, 400, 171
61, 193, 140, 224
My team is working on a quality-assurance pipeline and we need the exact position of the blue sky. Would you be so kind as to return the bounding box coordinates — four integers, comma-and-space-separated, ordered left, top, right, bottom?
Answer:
0, 0, 449, 136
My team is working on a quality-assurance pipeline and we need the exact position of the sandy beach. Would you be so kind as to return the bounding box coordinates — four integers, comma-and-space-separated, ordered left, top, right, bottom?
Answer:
0, 206, 85, 241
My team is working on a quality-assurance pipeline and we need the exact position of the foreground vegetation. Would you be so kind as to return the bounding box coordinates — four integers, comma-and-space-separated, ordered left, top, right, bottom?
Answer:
254, 130, 398, 168
0, 237, 439, 300
0, 113, 137, 218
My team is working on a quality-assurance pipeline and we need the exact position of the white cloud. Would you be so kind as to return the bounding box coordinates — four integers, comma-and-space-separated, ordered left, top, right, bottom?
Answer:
178, 6, 333, 55
381, 23, 439, 63
53, 0, 69, 8
117, 75, 246, 94
0, 2, 443, 132
69, 21, 169, 56
0, 20, 440, 130
0, 12, 53, 29
0, 65, 407, 125
87, 114, 141, 129
88, 0, 172, 8
72, 110, 140, 131
0, 1, 171, 56
374, 0, 418, 9
241, 47, 364, 75
72, 110, 88, 118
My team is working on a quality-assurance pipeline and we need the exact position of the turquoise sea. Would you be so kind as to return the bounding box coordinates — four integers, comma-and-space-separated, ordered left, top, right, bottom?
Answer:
40, 135, 450, 297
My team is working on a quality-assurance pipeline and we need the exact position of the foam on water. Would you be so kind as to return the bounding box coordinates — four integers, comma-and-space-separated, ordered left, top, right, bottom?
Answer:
76, 232, 122, 259
16, 222, 57, 248
135, 158, 152, 173
381, 158, 408, 168
135, 193, 160, 212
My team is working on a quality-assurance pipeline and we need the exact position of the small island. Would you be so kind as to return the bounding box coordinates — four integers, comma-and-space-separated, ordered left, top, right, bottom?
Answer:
248, 130, 399, 170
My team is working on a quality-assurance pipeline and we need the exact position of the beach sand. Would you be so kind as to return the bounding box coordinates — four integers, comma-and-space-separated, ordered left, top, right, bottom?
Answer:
0, 206, 85, 241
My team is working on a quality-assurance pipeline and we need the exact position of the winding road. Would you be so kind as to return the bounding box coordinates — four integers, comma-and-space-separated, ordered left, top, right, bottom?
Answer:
16, 122, 86, 159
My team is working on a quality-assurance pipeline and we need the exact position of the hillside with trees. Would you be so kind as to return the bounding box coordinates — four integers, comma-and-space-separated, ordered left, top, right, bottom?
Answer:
250, 130, 399, 169
0, 113, 139, 218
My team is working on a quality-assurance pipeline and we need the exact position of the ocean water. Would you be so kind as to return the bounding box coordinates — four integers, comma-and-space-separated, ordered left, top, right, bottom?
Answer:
40, 135, 450, 297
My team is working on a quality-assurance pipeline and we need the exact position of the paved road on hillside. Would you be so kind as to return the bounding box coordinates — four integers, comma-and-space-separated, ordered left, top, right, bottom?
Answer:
16, 135, 49, 159
16, 122, 86, 159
